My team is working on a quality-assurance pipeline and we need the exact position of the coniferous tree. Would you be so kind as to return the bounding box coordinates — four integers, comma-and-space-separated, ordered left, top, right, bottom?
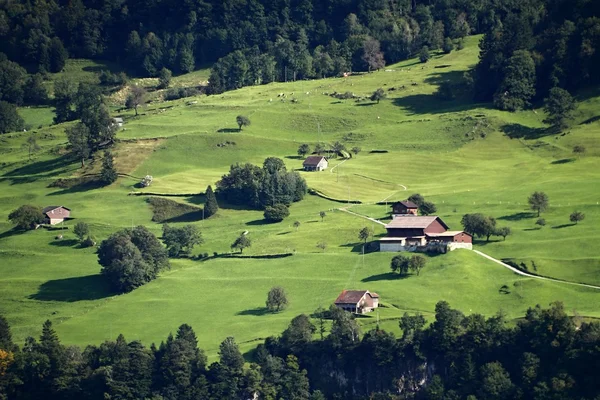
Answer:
204, 185, 219, 218
100, 150, 118, 185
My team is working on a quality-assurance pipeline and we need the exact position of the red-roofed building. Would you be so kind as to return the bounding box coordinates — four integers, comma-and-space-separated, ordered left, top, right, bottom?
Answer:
334, 290, 379, 314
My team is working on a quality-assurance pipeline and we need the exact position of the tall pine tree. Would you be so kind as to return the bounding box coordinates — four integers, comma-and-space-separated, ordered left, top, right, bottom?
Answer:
204, 185, 219, 218
100, 150, 118, 185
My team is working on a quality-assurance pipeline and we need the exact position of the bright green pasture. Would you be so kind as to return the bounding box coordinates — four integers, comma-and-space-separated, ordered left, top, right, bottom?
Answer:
1, 34, 600, 356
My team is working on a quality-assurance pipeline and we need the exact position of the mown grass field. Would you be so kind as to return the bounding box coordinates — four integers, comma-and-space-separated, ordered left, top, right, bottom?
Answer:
2, 35, 599, 359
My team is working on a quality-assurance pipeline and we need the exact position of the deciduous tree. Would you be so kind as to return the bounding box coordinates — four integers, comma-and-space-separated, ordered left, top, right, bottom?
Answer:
370, 88, 386, 104
264, 204, 290, 222
297, 143, 311, 157
391, 254, 410, 275
8, 205, 43, 230
543, 87, 576, 131
409, 255, 427, 276
569, 211, 585, 225
231, 234, 251, 253
126, 85, 146, 116
0, 101, 24, 134
74, 222, 89, 242
528, 191, 549, 217
358, 227, 370, 243
266, 286, 288, 312
236, 115, 251, 131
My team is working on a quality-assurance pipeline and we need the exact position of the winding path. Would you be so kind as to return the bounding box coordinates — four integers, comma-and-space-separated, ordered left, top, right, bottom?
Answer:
472, 250, 600, 290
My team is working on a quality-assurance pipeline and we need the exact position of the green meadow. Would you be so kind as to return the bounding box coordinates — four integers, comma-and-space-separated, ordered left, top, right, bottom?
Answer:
2, 35, 600, 359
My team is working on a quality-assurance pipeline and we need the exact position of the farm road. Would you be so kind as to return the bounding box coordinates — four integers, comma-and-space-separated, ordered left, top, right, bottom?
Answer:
472, 250, 600, 290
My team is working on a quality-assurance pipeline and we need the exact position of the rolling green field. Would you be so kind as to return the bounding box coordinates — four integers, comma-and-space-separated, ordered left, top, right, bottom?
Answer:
2, 35, 599, 359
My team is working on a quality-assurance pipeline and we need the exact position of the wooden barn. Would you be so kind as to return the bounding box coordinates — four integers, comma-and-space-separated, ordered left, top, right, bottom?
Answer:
380, 215, 472, 252
334, 290, 379, 314
392, 200, 419, 216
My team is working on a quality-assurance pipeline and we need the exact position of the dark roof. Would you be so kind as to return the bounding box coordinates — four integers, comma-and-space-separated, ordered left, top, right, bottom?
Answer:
335, 290, 376, 304
42, 206, 71, 214
303, 156, 327, 166
385, 216, 449, 230
393, 200, 418, 208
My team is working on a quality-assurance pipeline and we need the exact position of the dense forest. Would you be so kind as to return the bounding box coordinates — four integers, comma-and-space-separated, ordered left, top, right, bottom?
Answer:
1, 301, 599, 399
1, 0, 599, 110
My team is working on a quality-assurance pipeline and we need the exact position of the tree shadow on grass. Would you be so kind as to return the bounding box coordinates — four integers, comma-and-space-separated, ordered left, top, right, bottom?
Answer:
284, 155, 304, 160
217, 128, 240, 133
552, 223, 576, 229
3, 154, 75, 180
29, 275, 114, 302
498, 212, 536, 221
48, 179, 104, 196
277, 231, 292, 235
501, 124, 552, 140
355, 102, 376, 107
362, 272, 409, 282
246, 219, 270, 226
49, 239, 79, 247
0, 228, 27, 240
580, 115, 600, 125
163, 211, 204, 224
551, 158, 576, 165
237, 307, 270, 316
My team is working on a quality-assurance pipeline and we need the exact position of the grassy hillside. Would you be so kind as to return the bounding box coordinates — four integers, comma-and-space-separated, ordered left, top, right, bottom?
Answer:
1, 35, 599, 359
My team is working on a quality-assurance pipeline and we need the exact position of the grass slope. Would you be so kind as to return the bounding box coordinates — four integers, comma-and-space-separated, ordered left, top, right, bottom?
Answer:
1, 35, 599, 358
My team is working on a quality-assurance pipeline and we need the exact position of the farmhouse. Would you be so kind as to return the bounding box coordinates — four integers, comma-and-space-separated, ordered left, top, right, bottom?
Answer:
42, 206, 71, 225
334, 290, 379, 314
380, 213, 472, 252
303, 156, 328, 171
392, 200, 418, 216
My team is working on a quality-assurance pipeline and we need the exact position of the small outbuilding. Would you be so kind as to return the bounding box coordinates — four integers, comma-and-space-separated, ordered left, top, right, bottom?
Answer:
334, 290, 379, 314
392, 200, 419, 216
42, 206, 71, 225
303, 156, 328, 171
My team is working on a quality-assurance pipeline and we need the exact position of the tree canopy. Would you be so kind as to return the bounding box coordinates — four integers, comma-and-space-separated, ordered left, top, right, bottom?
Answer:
8, 205, 44, 230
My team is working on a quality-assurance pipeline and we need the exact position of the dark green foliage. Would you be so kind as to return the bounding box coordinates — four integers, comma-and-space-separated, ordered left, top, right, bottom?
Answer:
0, 59, 27, 105
419, 201, 437, 216
0, 101, 24, 133
99, 70, 128, 86
409, 254, 427, 276
53, 77, 76, 123
351, 146, 361, 156
461, 213, 497, 241
24, 74, 49, 105
65, 123, 91, 168
536, 218, 546, 227
370, 88, 386, 104
8, 205, 44, 230
216, 159, 307, 209
573, 145, 586, 156
231, 234, 251, 253
528, 191, 549, 217
391, 254, 410, 275
97, 226, 169, 293
298, 143, 311, 157
100, 150, 118, 185
146, 197, 203, 223
362, 37, 385, 72
319, 211, 326, 222
419, 46, 430, 63
569, 211, 585, 224
493, 50, 536, 111
163, 87, 200, 101
204, 185, 219, 218
157, 67, 172, 89
49, 37, 68, 73
496, 226, 511, 240
2, 301, 600, 399
543, 87, 576, 131
73, 221, 89, 241
162, 224, 203, 256
408, 193, 424, 206
236, 115, 251, 131
266, 286, 289, 312
443, 38, 454, 54
24, 133, 41, 160
264, 204, 290, 222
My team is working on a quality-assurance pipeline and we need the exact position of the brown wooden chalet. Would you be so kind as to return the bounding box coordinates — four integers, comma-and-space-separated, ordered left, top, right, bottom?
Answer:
42, 206, 71, 225
392, 200, 418, 215
380, 215, 472, 252
334, 290, 379, 314
303, 156, 328, 171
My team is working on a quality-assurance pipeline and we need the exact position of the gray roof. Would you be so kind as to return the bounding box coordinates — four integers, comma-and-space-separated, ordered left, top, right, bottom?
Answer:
303, 156, 327, 166
385, 216, 448, 229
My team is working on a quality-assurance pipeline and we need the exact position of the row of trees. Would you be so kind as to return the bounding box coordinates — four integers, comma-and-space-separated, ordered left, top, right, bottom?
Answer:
2, 300, 599, 399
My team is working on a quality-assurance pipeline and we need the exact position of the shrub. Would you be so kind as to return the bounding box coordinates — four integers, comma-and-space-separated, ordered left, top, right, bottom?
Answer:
163, 87, 200, 101
8, 205, 44, 230
264, 204, 290, 222
266, 286, 288, 312
82, 235, 96, 247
